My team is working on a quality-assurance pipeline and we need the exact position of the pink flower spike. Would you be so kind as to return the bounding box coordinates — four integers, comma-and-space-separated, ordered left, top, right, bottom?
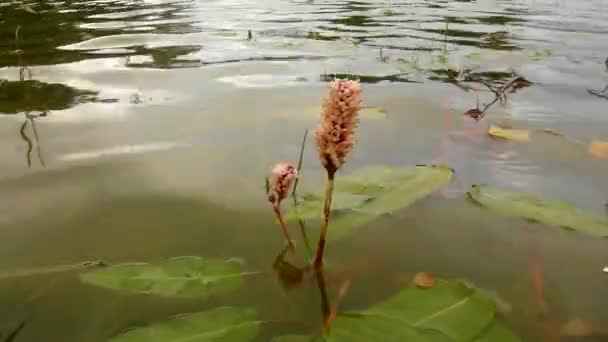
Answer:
314, 79, 362, 173
267, 163, 298, 207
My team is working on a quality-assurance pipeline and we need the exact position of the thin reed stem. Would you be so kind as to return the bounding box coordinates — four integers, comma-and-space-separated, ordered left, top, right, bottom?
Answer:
297, 219, 313, 262
314, 170, 335, 268
291, 129, 313, 260
273, 205, 296, 253
292, 128, 308, 197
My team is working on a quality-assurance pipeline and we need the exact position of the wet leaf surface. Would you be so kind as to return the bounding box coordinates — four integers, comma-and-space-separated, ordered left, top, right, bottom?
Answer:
468, 185, 608, 237
287, 165, 453, 240
80, 256, 251, 298
109, 306, 261, 342
274, 280, 520, 341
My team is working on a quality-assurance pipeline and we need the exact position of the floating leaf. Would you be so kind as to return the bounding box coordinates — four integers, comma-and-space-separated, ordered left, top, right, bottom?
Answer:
467, 185, 608, 236
537, 128, 565, 137
275, 280, 520, 341
287, 165, 453, 240
488, 125, 530, 142
589, 140, 608, 159
80, 256, 251, 298
109, 306, 261, 342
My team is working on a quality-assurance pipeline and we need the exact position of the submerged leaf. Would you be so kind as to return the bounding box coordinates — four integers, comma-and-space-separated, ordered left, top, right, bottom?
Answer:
473, 321, 521, 342
274, 280, 519, 341
80, 256, 249, 298
413, 272, 437, 288
109, 306, 261, 342
488, 125, 530, 142
287, 165, 453, 240
468, 185, 608, 236
589, 140, 608, 159
560, 318, 597, 338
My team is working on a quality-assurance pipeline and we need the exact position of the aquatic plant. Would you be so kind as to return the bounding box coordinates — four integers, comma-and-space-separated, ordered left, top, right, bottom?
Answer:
267, 163, 299, 251
313, 79, 362, 268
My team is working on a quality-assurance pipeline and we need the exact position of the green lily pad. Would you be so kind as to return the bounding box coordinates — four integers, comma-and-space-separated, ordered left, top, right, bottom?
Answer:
467, 185, 608, 236
109, 306, 261, 342
80, 256, 252, 298
274, 280, 520, 341
287, 165, 454, 240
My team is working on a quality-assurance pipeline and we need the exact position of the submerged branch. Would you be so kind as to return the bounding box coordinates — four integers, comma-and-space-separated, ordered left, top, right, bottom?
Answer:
19, 118, 32, 167
3, 321, 26, 342
28, 114, 45, 166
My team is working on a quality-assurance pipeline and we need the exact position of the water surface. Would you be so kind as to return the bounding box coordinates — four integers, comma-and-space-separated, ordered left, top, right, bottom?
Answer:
1, 0, 608, 341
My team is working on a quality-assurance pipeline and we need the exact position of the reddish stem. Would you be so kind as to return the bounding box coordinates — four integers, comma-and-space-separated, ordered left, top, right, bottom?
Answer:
273, 205, 296, 253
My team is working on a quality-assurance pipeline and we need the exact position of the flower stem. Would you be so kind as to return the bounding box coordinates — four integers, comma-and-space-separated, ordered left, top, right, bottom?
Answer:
314, 170, 335, 268
314, 266, 331, 332
273, 205, 296, 253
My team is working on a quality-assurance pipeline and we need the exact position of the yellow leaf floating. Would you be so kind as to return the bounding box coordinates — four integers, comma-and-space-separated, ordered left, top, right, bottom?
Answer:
589, 141, 608, 159
488, 125, 530, 142
359, 107, 388, 120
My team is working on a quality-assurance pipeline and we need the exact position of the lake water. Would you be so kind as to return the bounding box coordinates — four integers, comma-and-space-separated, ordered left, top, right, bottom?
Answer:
1, 0, 607, 341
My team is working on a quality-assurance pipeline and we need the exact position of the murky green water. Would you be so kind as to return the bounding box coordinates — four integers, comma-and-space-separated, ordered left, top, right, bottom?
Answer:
1, 0, 608, 341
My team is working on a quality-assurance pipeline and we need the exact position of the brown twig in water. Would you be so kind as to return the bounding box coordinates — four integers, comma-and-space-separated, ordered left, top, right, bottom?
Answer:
463, 75, 532, 120
19, 119, 33, 167
524, 223, 560, 342
3, 321, 26, 342
27, 113, 45, 166
324, 279, 352, 333
273, 205, 296, 252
